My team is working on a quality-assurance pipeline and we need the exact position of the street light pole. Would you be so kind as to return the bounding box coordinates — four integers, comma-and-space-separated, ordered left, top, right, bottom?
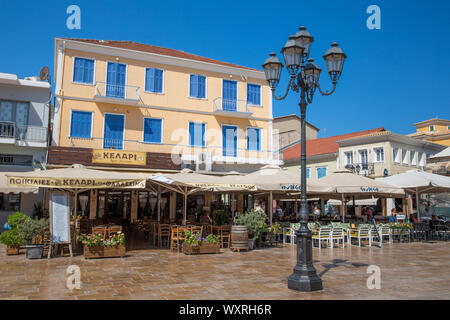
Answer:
262, 26, 347, 292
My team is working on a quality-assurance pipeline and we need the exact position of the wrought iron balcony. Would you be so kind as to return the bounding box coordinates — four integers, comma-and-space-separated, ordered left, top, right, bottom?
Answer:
213, 98, 253, 118
345, 162, 375, 176
94, 82, 140, 105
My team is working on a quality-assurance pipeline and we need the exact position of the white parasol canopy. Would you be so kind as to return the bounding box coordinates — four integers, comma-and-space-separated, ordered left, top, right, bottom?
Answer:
376, 170, 450, 194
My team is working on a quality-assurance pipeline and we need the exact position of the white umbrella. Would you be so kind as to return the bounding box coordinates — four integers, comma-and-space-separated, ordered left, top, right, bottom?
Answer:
377, 170, 450, 220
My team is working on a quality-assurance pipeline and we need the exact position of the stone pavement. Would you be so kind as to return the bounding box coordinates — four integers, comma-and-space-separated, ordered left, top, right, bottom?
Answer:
0, 241, 449, 300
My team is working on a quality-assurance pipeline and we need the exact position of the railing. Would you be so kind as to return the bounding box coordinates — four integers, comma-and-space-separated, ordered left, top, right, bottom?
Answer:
213, 98, 252, 114
0, 122, 48, 142
94, 82, 140, 101
345, 162, 375, 176
0, 122, 15, 138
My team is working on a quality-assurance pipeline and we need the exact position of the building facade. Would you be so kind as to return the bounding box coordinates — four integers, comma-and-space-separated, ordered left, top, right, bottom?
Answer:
281, 127, 385, 180
408, 118, 450, 146
51, 38, 279, 174
272, 114, 319, 151
337, 131, 446, 178
0, 72, 51, 226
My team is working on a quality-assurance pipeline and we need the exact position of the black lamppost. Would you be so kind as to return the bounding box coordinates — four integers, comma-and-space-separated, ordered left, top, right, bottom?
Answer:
262, 26, 346, 292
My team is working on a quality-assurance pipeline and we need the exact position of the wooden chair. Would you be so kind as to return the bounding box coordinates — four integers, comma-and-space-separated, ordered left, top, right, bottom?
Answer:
158, 224, 171, 248
212, 226, 222, 237
190, 225, 203, 234
170, 226, 188, 253
149, 222, 158, 246
220, 225, 231, 248
108, 225, 122, 237
92, 226, 107, 239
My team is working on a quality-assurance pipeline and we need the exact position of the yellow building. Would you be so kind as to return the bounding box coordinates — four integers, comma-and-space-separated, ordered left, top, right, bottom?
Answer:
50, 38, 280, 174
408, 118, 450, 146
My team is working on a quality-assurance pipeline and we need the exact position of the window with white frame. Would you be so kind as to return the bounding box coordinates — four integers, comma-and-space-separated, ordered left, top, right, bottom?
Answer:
374, 147, 384, 162
429, 125, 435, 132
306, 167, 310, 179
402, 149, 408, 164
410, 151, 416, 165
344, 151, 353, 165
393, 148, 400, 163
316, 166, 327, 179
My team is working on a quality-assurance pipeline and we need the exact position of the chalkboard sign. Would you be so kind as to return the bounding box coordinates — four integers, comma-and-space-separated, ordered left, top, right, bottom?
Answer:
50, 192, 70, 243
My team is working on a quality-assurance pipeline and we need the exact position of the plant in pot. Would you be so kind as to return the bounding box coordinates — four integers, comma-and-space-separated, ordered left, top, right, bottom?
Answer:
234, 209, 267, 250
0, 229, 24, 255
18, 218, 49, 259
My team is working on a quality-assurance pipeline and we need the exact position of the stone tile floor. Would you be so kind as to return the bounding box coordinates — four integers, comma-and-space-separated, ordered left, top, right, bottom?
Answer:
0, 241, 449, 300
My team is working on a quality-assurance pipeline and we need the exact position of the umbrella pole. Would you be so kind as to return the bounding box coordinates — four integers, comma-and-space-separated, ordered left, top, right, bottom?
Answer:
341, 193, 345, 223
157, 186, 161, 223
416, 188, 420, 222
183, 187, 187, 226
269, 191, 273, 225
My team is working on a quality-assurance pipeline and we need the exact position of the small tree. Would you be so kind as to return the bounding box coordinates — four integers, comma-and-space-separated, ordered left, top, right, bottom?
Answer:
17, 218, 49, 244
235, 209, 267, 239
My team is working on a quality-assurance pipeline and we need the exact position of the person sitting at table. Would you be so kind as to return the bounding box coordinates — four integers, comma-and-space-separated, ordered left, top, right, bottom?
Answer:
389, 208, 397, 222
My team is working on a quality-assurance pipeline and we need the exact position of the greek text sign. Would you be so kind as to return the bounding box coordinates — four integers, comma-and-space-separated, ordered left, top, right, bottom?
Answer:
8, 177, 146, 189
92, 149, 147, 166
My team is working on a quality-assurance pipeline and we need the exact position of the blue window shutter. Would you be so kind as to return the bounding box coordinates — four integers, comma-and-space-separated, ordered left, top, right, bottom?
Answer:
73, 58, 94, 84
73, 58, 80, 82
223, 80, 237, 111
198, 76, 206, 98
71, 111, 91, 138
306, 168, 310, 178
144, 118, 162, 143
155, 69, 163, 93
189, 122, 194, 146
247, 84, 260, 105
202, 123, 206, 147
190, 75, 197, 97
247, 128, 260, 151
145, 69, 151, 92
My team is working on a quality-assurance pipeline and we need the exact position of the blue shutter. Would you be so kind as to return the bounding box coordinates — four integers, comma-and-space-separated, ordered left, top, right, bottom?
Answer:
189, 122, 205, 147
106, 62, 126, 98
155, 69, 163, 93
103, 114, 124, 149
144, 118, 162, 143
190, 75, 197, 97
198, 76, 206, 98
70, 111, 92, 138
222, 125, 237, 157
247, 128, 260, 151
201, 123, 206, 146
223, 80, 237, 111
306, 168, 310, 178
73, 58, 94, 84
147, 69, 163, 93
247, 84, 261, 105
189, 122, 195, 146
317, 167, 327, 179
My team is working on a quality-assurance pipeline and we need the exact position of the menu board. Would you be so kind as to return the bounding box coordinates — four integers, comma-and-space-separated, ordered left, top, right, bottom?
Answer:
51, 193, 70, 243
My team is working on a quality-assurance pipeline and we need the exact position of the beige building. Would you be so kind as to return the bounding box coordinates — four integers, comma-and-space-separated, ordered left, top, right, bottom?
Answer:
337, 131, 446, 178
408, 118, 450, 146
273, 114, 319, 151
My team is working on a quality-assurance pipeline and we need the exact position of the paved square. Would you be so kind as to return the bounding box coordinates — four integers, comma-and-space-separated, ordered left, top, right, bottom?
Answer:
0, 242, 449, 300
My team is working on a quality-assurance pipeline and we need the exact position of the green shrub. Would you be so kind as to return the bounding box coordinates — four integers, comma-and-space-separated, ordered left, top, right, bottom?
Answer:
212, 209, 230, 226
0, 229, 24, 247
235, 209, 267, 239
8, 212, 30, 229
17, 218, 49, 244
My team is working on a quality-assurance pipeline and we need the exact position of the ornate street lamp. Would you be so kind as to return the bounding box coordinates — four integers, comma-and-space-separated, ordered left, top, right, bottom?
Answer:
262, 27, 346, 292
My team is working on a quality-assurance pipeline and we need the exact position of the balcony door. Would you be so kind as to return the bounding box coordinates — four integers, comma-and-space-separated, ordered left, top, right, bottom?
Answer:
222, 125, 237, 157
103, 113, 124, 150
222, 80, 237, 111
106, 62, 126, 98
359, 149, 368, 170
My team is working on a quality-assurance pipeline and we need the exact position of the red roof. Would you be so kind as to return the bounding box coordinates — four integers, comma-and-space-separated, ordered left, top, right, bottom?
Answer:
62, 38, 261, 72
282, 127, 385, 160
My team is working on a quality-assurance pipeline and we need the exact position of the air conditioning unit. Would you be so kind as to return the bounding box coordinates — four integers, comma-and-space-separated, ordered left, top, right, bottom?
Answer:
196, 152, 212, 172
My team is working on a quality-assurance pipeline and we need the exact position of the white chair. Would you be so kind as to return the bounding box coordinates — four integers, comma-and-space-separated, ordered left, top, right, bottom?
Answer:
377, 224, 392, 247
283, 227, 296, 245
312, 226, 332, 249
330, 227, 345, 248
349, 226, 372, 247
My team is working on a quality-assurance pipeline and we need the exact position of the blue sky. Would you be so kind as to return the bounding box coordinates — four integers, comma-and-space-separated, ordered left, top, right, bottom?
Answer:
1, 0, 449, 137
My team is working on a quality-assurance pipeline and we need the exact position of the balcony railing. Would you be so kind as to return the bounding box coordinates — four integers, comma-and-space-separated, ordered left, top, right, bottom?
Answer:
213, 98, 253, 118
0, 122, 48, 143
345, 162, 375, 176
94, 82, 140, 105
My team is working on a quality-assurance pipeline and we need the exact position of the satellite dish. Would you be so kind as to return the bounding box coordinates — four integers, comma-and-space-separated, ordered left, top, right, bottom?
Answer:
39, 66, 50, 81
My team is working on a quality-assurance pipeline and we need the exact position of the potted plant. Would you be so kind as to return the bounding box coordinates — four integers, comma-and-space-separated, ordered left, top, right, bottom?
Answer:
183, 230, 221, 255
18, 218, 49, 259
79, 232, 126, 259
234, 209, 267, 250
0, 229, 24, 255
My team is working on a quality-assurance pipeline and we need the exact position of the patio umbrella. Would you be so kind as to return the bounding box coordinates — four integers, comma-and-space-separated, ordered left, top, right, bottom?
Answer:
318, 170, 404, 222
243, 165, 334, 224
377, 170, 450, 220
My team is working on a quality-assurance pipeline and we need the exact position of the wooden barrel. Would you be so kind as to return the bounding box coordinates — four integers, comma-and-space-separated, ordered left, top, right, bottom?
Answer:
231, 225, 248, 249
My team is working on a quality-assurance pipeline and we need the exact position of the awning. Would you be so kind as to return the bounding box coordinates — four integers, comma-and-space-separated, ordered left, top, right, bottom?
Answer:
327, 198, 379, 206
318, 170, 404, 199
6, 164, 147, 189
0, 171, 38, 194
